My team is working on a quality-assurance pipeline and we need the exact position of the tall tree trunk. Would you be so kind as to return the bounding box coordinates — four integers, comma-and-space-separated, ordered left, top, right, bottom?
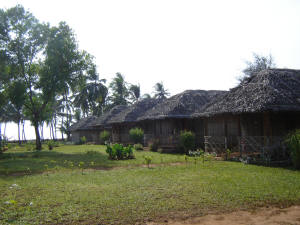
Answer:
3, 123, 6, 137
54, 115, 57, 140
61, 115, 64, 140
0, 123, 2, 148
34, 122, 42, 150
51, 122, 55, 141
22, 120, 26, 142
17, 121, 21, 145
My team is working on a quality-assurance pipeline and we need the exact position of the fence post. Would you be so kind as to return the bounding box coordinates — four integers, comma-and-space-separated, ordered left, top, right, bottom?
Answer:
224, 137, 227, 151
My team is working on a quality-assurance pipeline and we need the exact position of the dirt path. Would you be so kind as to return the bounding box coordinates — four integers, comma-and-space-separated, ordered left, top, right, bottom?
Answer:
148, 205, 300, 225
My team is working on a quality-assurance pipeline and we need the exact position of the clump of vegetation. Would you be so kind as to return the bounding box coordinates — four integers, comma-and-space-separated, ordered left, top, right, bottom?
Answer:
78, 162, 85, 175
179, 130, 195, 154
100, 130, 110, 144
144, 156, 152, 168
129, 128, 144, 144
225, 149, 231, 161
189, 149, 205, 163
47, 140, 55, 150
106, 144, 134, 160
133, 143, 143, 151
285, 130, 300, 169
79, 136, 87, 145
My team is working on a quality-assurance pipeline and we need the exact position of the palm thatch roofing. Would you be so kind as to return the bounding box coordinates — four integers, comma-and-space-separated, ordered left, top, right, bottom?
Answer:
69, 116, 98, 132
138, 90, 226, 121
195, 69, 300, 117
92, 105, 128, 127
108, 98, 161, 124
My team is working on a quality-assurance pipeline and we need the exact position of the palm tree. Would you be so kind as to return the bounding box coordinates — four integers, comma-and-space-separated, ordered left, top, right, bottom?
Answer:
129, 84, 140, 103
153, 82, 170, 99
108, 73, 129, 107
73, 72, 108, 117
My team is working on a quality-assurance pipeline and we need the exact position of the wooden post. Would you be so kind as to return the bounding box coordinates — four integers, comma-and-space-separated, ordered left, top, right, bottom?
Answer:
263, 112, 272, 146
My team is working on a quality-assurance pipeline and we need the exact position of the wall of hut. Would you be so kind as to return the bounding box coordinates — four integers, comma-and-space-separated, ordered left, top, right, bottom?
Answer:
204, 112, 300, 153
142, 118, 205, 150
71, 130, 102, 144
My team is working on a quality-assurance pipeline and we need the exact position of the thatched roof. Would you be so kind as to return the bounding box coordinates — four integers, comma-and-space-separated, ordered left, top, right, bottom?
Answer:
138, 90, 226, 121
69, 116, 98, 131
92, 105, 128, 127
195, 69, 300, 117
108, 98, 161, 124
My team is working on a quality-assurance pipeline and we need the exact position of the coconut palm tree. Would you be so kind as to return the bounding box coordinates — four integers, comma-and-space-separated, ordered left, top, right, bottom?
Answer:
153, 82, 170, 99
129, 84, 140, 103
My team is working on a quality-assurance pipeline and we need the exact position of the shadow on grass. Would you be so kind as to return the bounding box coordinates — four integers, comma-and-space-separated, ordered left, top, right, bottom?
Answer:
0, 150, 126, 176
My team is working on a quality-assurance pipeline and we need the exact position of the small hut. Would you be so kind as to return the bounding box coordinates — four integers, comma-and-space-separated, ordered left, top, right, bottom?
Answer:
69, 116, 99, 143
107, 98, 161, 144
138, 90, 226, 151
92, 105, 128, 143
195, 69, 300, 155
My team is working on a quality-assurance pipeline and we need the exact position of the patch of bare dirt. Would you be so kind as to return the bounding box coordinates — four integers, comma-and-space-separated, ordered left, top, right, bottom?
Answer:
148, 205, 300, 225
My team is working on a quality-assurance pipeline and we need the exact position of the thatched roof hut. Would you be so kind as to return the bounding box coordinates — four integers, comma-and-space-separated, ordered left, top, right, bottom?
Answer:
196, 69, 300, 117
69, 116, 98, 132
93, 105, 128, 127
138, 90, 226, 121
108, 98, 161, 124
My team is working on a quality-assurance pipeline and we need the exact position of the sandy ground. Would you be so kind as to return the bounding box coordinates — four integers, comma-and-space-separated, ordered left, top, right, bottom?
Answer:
148, 206, 300, 225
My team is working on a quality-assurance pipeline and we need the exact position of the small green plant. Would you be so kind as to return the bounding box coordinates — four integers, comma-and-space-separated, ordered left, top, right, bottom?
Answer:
79, 136, 87, 145
26, 167, 31, 175
47, 140, 55, 150
133, 143, 143, 151
144, 156, 152, 169
100, 130, 111, 144
129, 128, 144, 144
184, 155, 189, 166
68, 161, 74, 170
78, 162, 85, 175
44, 164, 49, 176
225, 149, 231, 161
90, 161, 95, 167
285, 130, 300, 169
106, 144, 135, 160
179, 130, 195, 154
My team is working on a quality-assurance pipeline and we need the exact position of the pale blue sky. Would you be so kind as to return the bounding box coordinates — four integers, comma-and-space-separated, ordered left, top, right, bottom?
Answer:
1, 0, 300, 139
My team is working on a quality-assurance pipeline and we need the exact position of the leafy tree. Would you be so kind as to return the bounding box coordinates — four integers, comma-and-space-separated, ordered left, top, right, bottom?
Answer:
6, 81, 26, 144
73, 64, 108, 117
153, 82, 170, 99
239, 53, 275, 82
108, 73, 129, 107
129, 84, 140, 103
1, 5, 96, 149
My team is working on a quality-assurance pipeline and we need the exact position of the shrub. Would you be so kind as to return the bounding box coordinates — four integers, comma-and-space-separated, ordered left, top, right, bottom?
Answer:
100, 130, 110, 144
47, 140, 55, 150
134, 143, 143, 151
179, 130, 195, 154
144, 156, 152, 168
106, 144, 134, 160
225, 149, 231, 161
129, 128, 144, 144
285, 130, 300, 169
79, 136, 87, 145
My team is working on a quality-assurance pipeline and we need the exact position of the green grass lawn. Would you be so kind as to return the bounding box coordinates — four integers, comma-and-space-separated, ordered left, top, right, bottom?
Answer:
1, 145, 300, 224
0, 144, 185, 175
